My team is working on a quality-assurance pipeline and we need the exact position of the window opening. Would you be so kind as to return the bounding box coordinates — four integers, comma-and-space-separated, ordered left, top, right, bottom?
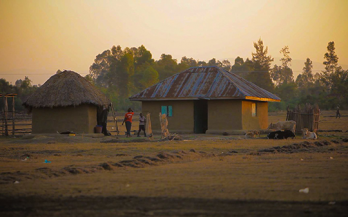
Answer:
252, 103, 257, 117
161, 106, 173, 117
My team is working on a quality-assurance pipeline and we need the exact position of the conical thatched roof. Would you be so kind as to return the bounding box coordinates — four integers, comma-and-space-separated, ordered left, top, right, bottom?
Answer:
23, 70, 110, 108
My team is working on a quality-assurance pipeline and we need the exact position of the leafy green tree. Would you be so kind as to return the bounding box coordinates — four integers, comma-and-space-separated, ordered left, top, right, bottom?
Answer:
0, 78, 13, 94
197, 60, 208, 67
20, 76, 32, 89
231, 57, 252, 78
207, 58, 222, 67
84, 74, 94, 84
118, 51, 135, 98
86, 42, 348, 111
330, 68, 348, 104
88, 45, 157, 110
154, 54, 178, 80
134, 45, 153, 67
221, 60, 231, 71
138, 64, 159, 90
177, 56, 198, 72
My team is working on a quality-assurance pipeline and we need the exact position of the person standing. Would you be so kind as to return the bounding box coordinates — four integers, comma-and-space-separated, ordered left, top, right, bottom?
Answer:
122, 108, 134, 137
336, 106, 341, 119
137, 113, 146, 137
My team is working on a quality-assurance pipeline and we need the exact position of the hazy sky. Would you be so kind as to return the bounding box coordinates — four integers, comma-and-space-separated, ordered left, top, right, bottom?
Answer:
0, 0, 347, 85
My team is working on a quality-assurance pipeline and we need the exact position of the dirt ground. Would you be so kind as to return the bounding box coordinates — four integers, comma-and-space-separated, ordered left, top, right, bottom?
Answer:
0, 110, 348, 216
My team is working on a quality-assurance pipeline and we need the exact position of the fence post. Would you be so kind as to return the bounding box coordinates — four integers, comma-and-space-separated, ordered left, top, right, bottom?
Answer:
12, 96, 15, 136
3, 97, 8, 136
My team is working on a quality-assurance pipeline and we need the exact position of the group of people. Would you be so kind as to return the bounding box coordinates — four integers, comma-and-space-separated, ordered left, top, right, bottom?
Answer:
122, 108, 146, 138
120, 106, 342, 137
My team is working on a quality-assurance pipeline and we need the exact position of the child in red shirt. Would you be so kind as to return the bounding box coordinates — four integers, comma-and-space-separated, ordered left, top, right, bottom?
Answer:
122, 108, 134, 137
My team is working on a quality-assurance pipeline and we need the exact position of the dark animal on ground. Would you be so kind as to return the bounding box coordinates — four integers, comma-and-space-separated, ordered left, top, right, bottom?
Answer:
267, 130, 295, 139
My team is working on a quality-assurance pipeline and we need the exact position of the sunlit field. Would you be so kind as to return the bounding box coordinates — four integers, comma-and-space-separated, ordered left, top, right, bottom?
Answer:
0, 111, 347, 216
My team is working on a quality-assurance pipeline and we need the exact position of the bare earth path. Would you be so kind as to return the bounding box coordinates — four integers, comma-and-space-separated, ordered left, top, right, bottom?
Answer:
1, 111, 348, 216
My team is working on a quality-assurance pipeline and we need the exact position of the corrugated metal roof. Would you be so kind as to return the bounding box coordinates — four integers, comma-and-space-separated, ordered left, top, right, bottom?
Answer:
129, 66, 281, 102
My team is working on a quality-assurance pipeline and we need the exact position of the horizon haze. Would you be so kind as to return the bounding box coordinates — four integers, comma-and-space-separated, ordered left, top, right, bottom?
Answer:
1, 0, 347, 85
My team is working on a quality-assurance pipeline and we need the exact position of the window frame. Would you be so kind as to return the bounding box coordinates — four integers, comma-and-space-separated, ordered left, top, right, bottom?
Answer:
251, 102, 257, 117
161, 105, 173, 117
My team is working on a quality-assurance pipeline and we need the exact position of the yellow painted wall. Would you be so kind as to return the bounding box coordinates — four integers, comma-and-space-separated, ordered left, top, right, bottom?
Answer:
142, 101, 194, 133
206, 100, 242, 134
241, 101, 268, 130
32, 104, 97, 133
142, 100, 268, 134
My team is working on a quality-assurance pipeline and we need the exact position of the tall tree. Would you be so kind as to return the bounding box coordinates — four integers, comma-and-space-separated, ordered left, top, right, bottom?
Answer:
271, 46, 294, 85
323, 41, 338, 74
270, 65, 282, 86
321, 41, 341, 91
280, 46, 294, 83
118, 51, 135, 98
134, 45, 153, 67
280, 46, 292, 68
246, 39, 274, 91
296, 58, 314, 89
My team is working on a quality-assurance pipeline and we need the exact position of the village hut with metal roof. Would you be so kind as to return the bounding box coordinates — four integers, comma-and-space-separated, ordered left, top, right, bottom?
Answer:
130, 66, 281, 134
23, 70, 110, 134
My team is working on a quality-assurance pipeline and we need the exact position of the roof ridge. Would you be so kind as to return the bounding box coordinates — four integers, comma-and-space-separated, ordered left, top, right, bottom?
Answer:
221, 67, 280, 98
216, 67, 246, 98
129, 66, 280, 102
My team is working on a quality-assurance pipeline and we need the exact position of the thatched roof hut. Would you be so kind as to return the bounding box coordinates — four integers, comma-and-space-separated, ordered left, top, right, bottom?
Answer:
23, 71, 110, 134
23, 70, 110, 108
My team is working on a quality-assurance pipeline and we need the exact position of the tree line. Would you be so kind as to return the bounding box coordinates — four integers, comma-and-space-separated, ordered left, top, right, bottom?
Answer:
0, 77, 38, 112
88, 40, 347, 111
1, 40, 347, 112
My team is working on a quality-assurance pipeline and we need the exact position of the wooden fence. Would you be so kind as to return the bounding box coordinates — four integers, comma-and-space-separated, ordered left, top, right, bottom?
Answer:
1, 94, 33, 136
1, 112, 32, 136
286, 104, 320, 134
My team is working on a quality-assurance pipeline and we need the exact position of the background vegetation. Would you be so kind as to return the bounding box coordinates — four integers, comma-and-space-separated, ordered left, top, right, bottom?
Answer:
1, 40, 347, 112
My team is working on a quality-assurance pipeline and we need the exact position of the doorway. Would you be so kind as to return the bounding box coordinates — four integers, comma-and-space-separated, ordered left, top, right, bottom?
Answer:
194, 100, 208, 133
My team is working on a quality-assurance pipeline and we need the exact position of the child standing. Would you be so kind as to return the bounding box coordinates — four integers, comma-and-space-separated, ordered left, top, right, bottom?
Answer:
137, 113, 146, 137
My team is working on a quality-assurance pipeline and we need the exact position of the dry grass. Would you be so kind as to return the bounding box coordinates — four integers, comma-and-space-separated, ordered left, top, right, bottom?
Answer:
269, 110, 348, 131
3, 150, 347, 202
0, 110, 348, 216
